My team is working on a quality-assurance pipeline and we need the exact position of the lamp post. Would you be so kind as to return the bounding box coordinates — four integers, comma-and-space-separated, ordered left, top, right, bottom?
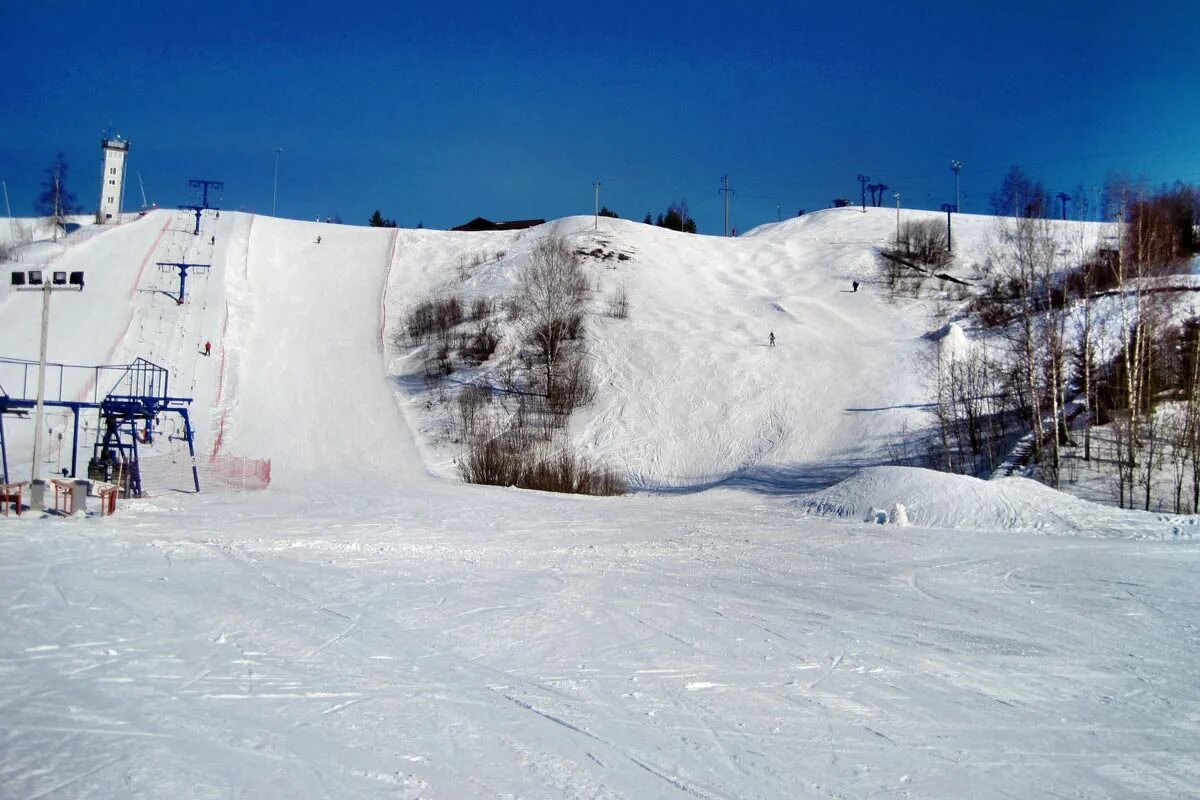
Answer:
950, 160, 962, 213
593, 181, 601, 231
11, 268, 84, 510
893, 192, 901, 242
272, 147, 283, 216
1, 180, 13, 243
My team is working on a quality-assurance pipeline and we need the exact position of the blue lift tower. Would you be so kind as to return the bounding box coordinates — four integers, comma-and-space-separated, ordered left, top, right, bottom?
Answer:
178, 179, 223, 235
189, 179, 223, 209
156, 261, 211, 305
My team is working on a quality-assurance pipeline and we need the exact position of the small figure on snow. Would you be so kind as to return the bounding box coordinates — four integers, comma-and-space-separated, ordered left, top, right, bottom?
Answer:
210, 235, 216, 245
852, 280, 859, 292
204, 340, 212, 357
316, 235, 322, 244
768, 331, 776, 348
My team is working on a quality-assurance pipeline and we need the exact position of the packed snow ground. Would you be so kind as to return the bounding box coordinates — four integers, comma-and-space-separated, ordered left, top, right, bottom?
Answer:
2, 210, 1199, 798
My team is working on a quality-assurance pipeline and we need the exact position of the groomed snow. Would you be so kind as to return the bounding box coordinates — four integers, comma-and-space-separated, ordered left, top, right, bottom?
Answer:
2, 210, 1199, 798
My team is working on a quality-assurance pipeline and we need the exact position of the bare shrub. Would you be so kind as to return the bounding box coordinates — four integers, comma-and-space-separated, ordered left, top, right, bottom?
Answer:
460, 320, 500, 366
424, 339, 453, 382
455, 385, 491, 440
520, 450, 628, 495
470, 296, 493, 320
406, 296, 464, 344
607, 284, 629, 318
895, 219, 950, 269
458, 427, 526, 487
458, 431, 626, 495
1062, 248, 1120, 298
547, 353, 596, 416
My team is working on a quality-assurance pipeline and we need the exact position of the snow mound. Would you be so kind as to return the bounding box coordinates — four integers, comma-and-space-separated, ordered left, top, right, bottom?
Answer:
800, 466, 1197, 538
931, 321, 971, 363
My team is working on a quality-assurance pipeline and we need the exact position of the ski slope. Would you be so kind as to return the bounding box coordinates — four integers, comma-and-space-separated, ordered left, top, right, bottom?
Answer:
2, 210, 1199, 798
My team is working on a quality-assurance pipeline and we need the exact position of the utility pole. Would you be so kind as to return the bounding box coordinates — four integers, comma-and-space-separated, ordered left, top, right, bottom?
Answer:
52, 170, 62, 242
951, 160, 962, 213
776, 204, 781, 223
719, 175, 734, 236
893, 192, 901, 242
857, 174, 870, 213
593, 181, 601, 231
941, 203, 955, 252
1057, 192, 1071, 220
272, 147, 283, 216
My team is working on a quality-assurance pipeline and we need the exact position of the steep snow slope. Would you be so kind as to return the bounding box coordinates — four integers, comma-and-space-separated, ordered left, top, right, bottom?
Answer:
212, 216, 423, 488
382, 209, 1105, 492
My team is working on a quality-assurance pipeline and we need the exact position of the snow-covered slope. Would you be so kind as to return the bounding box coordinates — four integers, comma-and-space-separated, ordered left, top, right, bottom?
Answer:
3, 210, 1200, 799
380, 208, 1105, 493
0, 206, 1118, 501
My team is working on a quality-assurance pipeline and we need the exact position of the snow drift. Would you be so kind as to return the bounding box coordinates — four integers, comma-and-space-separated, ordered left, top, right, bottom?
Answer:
800, 465, 1197, 538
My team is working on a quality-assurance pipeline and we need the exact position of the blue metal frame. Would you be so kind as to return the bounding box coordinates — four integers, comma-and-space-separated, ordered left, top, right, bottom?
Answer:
188, 179, 224, 209
156, 261, 211, 304
0, 357, 199, 493
178, 205, 205, 235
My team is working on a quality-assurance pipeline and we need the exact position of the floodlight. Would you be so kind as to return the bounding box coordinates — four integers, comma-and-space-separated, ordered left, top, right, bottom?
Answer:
52, 271, 67, 285
11, 271, 26, 286
28, 270, 43, 285
69, 271, 84, 287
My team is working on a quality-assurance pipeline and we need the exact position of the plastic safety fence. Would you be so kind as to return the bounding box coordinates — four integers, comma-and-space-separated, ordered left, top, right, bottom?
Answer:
137, 452, 271, 495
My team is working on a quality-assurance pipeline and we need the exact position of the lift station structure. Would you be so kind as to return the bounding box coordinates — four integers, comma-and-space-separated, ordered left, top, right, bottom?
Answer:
0, 356, 199, 496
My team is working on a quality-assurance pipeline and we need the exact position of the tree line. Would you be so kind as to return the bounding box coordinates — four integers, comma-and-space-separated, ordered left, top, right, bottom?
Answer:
927, 180, 1200, 511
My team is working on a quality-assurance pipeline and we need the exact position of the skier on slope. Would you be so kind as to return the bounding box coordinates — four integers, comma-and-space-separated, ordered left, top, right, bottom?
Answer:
768, 331, 776, 347
204, 341, 212, 357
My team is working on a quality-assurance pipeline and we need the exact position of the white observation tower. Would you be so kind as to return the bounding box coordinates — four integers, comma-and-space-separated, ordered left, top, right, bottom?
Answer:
97, 135, 130, 223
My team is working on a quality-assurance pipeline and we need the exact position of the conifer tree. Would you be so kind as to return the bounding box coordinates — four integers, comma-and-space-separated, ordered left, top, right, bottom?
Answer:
35, 152, 83, 217
368, 209, 398, 228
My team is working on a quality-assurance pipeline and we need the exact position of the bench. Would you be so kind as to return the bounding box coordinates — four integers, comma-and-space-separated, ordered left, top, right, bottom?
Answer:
0, 481, 27, 516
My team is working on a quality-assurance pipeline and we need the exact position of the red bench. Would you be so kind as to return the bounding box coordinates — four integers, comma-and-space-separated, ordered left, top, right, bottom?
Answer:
1, 481, 27, 516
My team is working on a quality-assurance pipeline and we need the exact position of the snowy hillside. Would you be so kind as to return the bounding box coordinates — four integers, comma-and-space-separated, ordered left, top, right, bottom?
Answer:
381, 208, 1081, 492
2, 209, 1199, 798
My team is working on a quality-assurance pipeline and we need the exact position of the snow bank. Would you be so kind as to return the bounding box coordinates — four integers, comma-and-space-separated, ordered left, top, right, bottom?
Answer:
800, 465, 1197, 538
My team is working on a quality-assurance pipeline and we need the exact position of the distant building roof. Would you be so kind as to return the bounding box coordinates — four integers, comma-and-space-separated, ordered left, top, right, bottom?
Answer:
451, 217, 545, 232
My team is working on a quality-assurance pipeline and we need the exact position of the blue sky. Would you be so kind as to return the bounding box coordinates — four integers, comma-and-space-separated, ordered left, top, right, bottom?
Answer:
3, 1, 1198, 232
